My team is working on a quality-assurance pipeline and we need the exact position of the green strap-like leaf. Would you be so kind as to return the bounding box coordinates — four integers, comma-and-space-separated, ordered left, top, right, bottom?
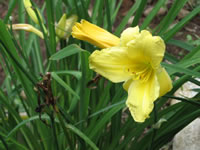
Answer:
162, 63, 200, 77
66, 124, 99, 150
51, 72, 80, 99
50, 44, 85, 60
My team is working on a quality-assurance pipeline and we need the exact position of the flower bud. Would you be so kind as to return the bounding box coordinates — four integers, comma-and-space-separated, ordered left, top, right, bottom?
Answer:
64, 15, 78, 38
72, 19, 120, 48
55, 13, 67, 38
23, 0, 43, 25
11, 24, 44, 39
56, 14, 78, 39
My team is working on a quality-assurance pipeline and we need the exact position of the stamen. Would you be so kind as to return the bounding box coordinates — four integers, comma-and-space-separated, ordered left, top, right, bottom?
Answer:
128, 63, 153, 82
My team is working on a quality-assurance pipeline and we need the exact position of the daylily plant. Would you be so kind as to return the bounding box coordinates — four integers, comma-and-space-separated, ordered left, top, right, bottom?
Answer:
72, 20, 172, 122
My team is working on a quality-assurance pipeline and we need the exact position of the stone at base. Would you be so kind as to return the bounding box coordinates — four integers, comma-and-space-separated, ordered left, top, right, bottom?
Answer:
173, 118, 200, 150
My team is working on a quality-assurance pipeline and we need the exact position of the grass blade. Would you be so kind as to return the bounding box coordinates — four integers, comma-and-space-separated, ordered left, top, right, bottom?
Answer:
51, 72, 80, 99
66, 124, 99, 150
131, 0, 148, 27
114, 0, 141, 36
163, 5, 200, 41
140, 0, 166, 30
50, 44, 85, 60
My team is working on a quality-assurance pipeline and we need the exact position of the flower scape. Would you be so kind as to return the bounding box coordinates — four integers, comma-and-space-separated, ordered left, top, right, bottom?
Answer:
72, 20, 172, 122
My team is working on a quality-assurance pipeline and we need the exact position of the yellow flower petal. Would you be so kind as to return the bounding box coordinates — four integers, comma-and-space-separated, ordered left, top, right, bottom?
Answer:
72, 19, 120, 48
123, 79, 133, 91
126, 72, 159, 122
120, 26, 139, 47
157, 67, 173, 97
89, 47, 132, 83
126, 30, 165, 69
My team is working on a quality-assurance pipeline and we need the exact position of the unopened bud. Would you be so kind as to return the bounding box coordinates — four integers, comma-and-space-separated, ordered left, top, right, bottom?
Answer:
55, 14, 78, 39
9, 16, 13, 21
11, 24, 44, 39
55, 13, 67, 38
64, 15, 78, 38
23, 0, 43, 25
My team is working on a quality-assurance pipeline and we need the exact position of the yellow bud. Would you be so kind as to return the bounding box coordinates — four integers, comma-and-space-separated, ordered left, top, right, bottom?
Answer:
72, 19, 120, 48
10, 24, 44, 39
55, 14, 78, 39
55, 13, 67, 38
23, 0, 43, 25
64, 15, 78, 38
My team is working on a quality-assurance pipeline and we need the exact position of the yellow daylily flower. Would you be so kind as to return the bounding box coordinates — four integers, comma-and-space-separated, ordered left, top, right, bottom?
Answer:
72, 20, 120, 48
72, 20, 172, 122
23, 0, 43, 25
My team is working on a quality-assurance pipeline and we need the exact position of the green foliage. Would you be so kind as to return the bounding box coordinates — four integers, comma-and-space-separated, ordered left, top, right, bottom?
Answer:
187, 34, 200, 47
0, 0, 200, 150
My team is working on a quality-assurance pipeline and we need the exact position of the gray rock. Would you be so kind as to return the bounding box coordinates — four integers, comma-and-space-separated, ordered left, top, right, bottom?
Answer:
172, 80, 200, 150
173, 118, 200, 150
